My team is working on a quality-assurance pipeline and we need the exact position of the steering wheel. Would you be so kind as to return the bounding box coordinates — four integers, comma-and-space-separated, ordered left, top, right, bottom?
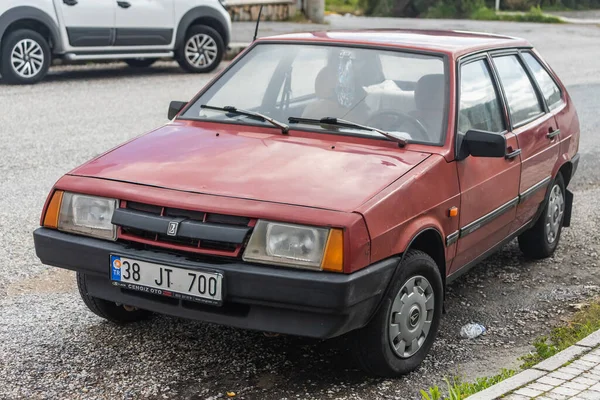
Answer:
366, 111, 430, 142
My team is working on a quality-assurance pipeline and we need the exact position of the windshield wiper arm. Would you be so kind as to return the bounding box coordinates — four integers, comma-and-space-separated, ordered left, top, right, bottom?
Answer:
288, 116, 407, 147
201, 105, 289, 134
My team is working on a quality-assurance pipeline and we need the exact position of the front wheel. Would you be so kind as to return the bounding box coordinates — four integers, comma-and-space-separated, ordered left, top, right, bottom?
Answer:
0, 29, 50, 85
177, 25, 224, 74
518, 173, 566, 259
349, 250, 443, 377
77, 272, 151, 324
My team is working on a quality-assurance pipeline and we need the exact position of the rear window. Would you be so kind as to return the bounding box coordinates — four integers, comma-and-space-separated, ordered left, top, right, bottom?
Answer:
493, 55, 544, 126
522, 52, 563, 110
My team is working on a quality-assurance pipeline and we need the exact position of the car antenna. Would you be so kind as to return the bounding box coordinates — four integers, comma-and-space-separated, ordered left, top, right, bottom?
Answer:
253, 5, 264, 41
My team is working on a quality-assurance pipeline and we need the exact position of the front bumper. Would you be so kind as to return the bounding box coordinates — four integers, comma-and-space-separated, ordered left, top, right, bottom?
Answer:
34, 228, 396, 339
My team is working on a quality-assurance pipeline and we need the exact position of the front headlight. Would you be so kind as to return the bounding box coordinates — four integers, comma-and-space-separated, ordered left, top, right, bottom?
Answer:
43, 191, 118, 241
243, 220, 343, 271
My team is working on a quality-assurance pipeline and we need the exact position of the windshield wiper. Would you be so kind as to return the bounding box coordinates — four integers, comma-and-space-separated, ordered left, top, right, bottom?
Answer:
201, 105, 289, 134
288, 116, 407, 147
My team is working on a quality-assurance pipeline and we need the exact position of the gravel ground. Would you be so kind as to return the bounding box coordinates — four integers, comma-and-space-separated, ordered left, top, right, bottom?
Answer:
0, 20, 599, 400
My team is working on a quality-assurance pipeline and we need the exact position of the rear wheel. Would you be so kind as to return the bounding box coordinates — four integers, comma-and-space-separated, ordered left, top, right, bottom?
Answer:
125, 58, 157, 68
77, 272, 151, 324
177, 25, 224, 74
518, 173, 566, 259
0, 29, 50, 85
349, 250, 443, 377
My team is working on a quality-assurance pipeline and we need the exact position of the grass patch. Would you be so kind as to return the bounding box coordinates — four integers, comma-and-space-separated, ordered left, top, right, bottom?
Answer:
472, 6, 565, 22
425, 4, 564, 22
520, 299, 600, 368
325, 0, 365, 15
420, 369, 517, 400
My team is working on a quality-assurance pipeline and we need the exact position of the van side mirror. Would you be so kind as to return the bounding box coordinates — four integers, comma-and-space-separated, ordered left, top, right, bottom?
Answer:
168, 101, 187, 120
462, 129, 506, 158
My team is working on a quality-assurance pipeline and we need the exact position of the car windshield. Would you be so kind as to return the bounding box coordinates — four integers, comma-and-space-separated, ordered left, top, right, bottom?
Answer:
182, 43, 448, 145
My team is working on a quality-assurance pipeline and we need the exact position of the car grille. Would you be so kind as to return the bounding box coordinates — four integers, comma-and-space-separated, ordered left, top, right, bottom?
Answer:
113, 201, 254, 257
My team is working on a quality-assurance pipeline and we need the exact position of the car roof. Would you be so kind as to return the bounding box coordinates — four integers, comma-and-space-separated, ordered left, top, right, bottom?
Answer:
258, 29, 532, 58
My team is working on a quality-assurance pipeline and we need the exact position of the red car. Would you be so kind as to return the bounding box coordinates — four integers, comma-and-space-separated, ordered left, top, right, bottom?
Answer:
34, 29, 580, 377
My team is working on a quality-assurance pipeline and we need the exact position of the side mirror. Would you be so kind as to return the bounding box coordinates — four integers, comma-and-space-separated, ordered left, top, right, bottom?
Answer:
168, 101, 187, 120
462, 129, 506, 158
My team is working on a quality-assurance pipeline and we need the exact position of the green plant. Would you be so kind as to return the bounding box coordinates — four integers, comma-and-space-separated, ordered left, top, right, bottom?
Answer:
521, 301, 600, 368
421, 386, 442, 400
420, 370, 516, 400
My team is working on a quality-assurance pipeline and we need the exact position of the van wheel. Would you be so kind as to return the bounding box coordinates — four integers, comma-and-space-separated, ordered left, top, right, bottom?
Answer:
349, 250, 443, 377
125, 58, 157, 68
77, 272, 151, 324
177, 25, 224, 73
0, 29, 50, 85
519, 173, 566, 259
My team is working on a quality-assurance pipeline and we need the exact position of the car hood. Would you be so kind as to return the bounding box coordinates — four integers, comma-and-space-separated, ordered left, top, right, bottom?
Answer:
70, 122, 430, 212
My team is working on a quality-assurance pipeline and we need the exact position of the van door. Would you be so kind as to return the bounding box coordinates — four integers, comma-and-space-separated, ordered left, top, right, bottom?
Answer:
54, 0, 116, 47
114, 0, 175, 47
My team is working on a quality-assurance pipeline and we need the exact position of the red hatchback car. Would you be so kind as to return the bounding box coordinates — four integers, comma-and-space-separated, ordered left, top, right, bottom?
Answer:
34, 29, 580, 377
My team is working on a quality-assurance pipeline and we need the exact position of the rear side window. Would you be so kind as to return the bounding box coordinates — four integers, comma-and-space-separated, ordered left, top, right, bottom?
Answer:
493, 55, 544, 126
458, 59, 505, 135
522, 52, 563, 110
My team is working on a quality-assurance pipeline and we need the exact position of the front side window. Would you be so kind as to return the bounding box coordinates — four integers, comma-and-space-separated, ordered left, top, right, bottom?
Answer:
182, 43, 448, 145
522, 52, 563, 110
458, 59, 505, 135
493, 55, 544, 126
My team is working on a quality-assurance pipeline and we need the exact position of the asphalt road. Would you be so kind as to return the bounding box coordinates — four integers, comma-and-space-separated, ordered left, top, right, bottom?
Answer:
1, 19, 599, 400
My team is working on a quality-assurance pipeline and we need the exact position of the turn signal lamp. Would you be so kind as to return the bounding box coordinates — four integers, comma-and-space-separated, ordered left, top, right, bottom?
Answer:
321, 228, 344, 272
43, 190, 64, 229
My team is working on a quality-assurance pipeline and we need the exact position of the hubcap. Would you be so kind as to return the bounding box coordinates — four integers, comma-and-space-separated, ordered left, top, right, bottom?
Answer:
11, 39, 44, 78
545, 184, 564, 244
184, 34, 217, 68
388, 275, 435, 359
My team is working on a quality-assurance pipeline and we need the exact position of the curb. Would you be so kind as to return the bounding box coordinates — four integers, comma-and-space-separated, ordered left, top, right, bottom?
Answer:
466, 329, 600, 399
225, 42, 250, 61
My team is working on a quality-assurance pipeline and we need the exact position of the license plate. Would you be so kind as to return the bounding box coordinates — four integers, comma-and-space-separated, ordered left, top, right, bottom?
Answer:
110, 255, 223, 305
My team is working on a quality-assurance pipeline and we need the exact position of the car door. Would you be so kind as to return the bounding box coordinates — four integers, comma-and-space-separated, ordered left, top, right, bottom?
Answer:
450, 56, 521, 274
53, 0, 116, 47
114, 0, 175, 47
491, 53, 561, 231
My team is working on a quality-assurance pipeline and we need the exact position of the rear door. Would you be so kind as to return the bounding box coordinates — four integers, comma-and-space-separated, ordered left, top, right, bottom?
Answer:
54, 0, 116, 47
450, 56, 521, 274
491, 52, 561, 231
114, 0, 175, 47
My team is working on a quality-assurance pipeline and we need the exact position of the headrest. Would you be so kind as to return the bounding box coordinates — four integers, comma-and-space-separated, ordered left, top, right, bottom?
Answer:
415, 74, 445, 111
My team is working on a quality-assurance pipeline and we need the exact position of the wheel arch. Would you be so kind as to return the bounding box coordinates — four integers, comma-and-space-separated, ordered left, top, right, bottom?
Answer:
364, 227, 447, 327
175, 7, 230, 50
403, 228, 447, 283
0, 6, 63, 53
557, 160, 574, 187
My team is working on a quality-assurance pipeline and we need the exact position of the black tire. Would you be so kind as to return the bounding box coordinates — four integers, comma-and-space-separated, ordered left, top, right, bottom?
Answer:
77, 272, 151, 324
349, 250, 443, 377
176, 25, 224, 74
518, 173, 566, 259
125, 58, 157, 68
0, 29, 51, 85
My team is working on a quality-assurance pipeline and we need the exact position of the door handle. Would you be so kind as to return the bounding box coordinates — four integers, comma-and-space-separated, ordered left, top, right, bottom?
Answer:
117, 1, 131, 8
505, 148, 521, 160
63, 0, 78, 5
547, 128, 561, 139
